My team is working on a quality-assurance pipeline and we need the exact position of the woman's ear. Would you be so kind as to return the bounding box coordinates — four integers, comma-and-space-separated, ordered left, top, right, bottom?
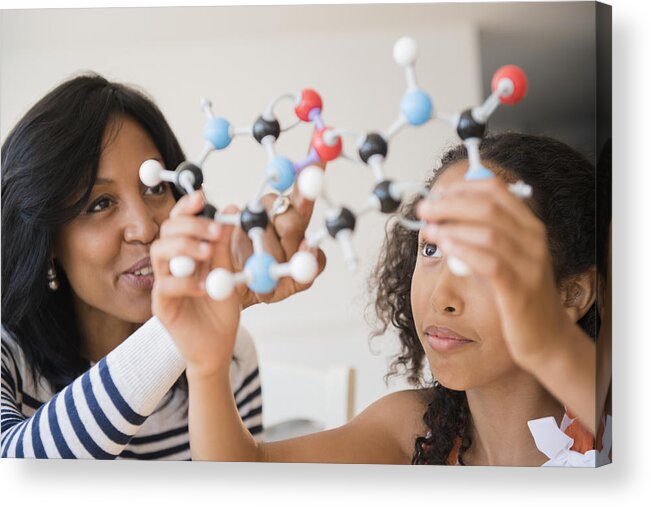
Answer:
559, 266, 597, 322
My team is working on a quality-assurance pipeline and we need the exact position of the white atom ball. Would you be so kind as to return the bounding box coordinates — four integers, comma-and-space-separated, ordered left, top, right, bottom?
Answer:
447, 256, 471, 277
297, 167, 324, 201
393, 36, 418, 66
206, 268, 234, 301
139, 159, 164, 187
290, 252, 318, 284
169, 256, 196, 278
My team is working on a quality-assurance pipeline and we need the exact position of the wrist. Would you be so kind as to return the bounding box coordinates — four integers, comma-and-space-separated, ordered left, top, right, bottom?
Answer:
186, 361, 231, 384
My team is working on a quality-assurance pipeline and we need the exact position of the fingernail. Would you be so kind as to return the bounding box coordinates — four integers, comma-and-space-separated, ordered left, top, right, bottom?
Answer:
200, 242, 211, 254
209, 223, 220, 238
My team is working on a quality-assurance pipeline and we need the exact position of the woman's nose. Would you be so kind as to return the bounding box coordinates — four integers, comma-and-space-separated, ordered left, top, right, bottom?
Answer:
123, 199, 159, 245
430, 264, 465, 315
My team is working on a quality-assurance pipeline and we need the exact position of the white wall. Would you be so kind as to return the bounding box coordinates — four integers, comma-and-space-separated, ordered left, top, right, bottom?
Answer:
0, 4, 482, 414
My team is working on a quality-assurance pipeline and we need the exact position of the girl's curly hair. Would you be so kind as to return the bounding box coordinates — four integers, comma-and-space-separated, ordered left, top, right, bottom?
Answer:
369, 132, 599, 465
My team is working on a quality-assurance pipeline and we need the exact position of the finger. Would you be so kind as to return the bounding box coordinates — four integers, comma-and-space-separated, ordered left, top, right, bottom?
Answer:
150, 236, 213, 277
434, 177, 534, 229
417, 192, 523, 240
230, 226, 253, 271
260, 192, 313, 261
160, 215, 222, 242
289, 178, 316, 223
421, 222, 532, 264
169, 191, 205, 218
437, 236, 519, 289
273, 208, 308, 262
257, 193, 297, 261
153, 276, 205, 299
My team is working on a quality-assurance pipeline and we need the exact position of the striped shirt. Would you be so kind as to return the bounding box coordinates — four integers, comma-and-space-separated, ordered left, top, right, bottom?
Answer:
1, 317, 263, 459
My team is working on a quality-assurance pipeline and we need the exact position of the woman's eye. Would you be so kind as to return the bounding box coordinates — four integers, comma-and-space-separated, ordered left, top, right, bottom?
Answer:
144, 183, 168, 196
87, 197, 113, 213
420, 241, 442, 259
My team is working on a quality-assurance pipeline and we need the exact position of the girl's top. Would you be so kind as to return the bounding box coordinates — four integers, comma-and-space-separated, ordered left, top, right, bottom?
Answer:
527, 411, 612, 467
1, 317, 263, 459
446, 411, 612, 467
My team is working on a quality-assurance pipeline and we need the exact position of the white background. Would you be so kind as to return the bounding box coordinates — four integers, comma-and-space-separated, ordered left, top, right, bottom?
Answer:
1, 0, 649, 506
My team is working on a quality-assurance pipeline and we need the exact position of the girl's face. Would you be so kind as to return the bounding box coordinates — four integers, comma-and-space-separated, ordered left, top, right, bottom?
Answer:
411, 161, 519, 391
55, 115, 176, 325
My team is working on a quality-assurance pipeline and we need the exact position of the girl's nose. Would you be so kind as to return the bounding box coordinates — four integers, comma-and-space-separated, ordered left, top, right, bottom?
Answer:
430, 265, 465, 316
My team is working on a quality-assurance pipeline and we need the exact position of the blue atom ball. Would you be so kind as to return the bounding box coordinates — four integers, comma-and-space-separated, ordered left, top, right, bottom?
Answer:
204, 117, 232, 150
245, 253, 277, 294
400, 89, 433, 126
267, 156, 296, 192
464, 165, 494, 180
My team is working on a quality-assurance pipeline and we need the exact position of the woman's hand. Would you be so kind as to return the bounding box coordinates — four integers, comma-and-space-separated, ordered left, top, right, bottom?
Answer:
231, 178, 327, 309
416, 177, 574, 369
151, 193, 241, 378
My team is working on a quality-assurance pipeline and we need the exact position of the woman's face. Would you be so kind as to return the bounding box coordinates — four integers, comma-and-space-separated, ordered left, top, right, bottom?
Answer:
55, 115, 176, 325
410, 161, 520, 391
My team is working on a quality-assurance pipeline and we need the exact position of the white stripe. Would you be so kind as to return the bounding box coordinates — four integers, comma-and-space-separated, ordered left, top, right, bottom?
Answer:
233, 373, 262, 405
89, 363, 141, 436
71, 375, 115, 456
53, 386, 86, 457
1, 419, 24, 456
18, 409, 36, 457
37, 402, 60, 458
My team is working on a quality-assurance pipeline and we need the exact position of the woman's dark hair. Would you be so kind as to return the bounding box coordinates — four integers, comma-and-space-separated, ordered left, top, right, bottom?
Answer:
369, 132, 597, 465
2, 73, 186, 390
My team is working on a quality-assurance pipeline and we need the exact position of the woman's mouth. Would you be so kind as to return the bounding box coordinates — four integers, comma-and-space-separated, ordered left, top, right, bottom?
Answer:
122, 258, 154, 290
424, 326, 474, 353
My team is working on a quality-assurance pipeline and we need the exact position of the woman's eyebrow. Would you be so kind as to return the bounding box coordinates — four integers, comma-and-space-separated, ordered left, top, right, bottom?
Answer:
95, 178, 114, 185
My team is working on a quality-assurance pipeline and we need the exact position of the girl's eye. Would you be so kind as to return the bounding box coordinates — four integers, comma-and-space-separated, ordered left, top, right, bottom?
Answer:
87, 196, 114, 213
420, 241, 442, 259
144, 183, 168, 196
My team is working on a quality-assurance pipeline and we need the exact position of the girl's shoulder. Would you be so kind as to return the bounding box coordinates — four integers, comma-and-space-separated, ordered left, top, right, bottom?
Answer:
355, 388, 432, 460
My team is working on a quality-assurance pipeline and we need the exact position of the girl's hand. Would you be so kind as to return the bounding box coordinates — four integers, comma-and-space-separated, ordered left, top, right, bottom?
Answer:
151, 193, 240, 378
416, 177, 575, 369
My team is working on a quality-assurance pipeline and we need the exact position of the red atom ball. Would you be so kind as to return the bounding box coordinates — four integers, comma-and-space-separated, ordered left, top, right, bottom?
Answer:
295, 89, 323, 122
311, 128, 342, 162
491, 65, 528, 105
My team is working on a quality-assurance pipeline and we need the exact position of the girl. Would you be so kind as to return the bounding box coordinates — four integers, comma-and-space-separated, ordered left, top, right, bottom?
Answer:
151, 132, 610, 466
1, 73, 320, 459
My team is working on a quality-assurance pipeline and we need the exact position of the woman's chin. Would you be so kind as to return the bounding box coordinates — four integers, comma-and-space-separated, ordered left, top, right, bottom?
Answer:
119, 301, 153, 324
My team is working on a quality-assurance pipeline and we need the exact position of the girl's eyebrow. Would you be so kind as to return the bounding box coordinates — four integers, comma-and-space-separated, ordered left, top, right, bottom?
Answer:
95, 178, 114, 185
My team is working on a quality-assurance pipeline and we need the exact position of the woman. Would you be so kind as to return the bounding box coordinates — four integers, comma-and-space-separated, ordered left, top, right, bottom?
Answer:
1, 73, 321, 459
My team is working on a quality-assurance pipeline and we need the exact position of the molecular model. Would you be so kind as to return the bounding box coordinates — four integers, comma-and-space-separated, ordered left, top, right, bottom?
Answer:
139, 36, 530, 301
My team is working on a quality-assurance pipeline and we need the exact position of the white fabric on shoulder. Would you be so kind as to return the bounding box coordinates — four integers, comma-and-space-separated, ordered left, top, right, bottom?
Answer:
527, 415, 612, 467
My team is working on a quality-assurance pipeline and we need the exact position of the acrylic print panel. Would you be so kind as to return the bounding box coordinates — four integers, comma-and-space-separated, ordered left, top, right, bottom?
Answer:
0, 1, 610, 466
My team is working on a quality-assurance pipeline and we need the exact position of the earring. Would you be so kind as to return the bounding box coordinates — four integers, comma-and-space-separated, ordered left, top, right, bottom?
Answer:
47, 262, 60, 291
